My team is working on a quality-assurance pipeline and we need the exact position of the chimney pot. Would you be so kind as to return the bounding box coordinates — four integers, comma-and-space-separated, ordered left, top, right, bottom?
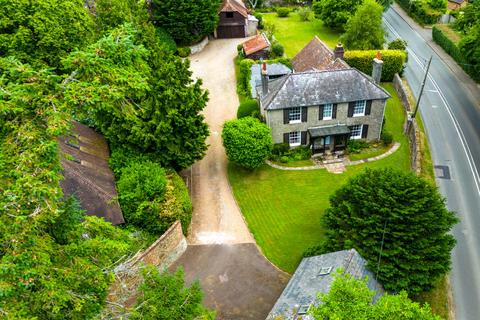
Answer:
334, 43, 344, 60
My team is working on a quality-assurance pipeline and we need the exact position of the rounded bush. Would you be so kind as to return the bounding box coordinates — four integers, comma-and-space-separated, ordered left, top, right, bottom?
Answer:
388, 38, 407, 51
381, 131, 394, 146
270, 43, 285, 58
222, 117, 273, 169
276, 7, 290, 17
237, 99, 260, 119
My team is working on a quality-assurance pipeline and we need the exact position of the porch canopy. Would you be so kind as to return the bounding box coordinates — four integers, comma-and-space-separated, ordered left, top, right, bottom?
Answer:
308, 124, 350, 138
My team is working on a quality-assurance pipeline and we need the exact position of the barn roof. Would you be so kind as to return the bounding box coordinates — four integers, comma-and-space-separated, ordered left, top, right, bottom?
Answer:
242, 33, 270, 56
267, 249, 385, 320
219, 0, 248, 17
59, 121, 124, 225
292, 36, 349, 72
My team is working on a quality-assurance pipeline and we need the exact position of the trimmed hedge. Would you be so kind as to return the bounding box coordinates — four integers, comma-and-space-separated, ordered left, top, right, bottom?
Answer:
344, 50, 407, 82
237, 99, 260, 119
396, 0, 444, 25
236, 58, 255, 99
432, 25, 478, 82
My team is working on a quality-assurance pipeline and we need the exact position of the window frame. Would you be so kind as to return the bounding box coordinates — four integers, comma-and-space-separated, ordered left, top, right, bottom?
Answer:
353, 100, 366, 117
289, 131, 301, 147
350, 124, 363, 140
323, 103, 333, 120
288, 107, 302, 124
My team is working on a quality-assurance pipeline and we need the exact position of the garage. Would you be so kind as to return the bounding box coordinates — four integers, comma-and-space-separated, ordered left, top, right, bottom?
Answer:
216, 25, 246, 38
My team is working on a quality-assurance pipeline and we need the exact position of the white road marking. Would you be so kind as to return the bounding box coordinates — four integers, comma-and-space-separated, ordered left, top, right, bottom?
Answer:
431, 105, 439, 109
384, 16, 480, 195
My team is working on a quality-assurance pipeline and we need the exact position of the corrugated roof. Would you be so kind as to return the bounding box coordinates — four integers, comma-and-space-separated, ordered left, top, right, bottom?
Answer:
267, 249, 385, 320
242, 33, 270, 56
292, 36, 349, 72
260, 68, 391, 110
59, 121, 125, 225
219, 0, 248, 17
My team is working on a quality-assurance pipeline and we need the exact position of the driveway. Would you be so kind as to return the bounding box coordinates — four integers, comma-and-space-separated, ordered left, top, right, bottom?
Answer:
174, 39, 289, 319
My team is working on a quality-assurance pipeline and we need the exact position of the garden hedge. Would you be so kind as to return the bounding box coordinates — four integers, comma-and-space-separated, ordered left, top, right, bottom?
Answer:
237, 99, 260, 119
344, 50, 407, 82
396, 0, 443, 25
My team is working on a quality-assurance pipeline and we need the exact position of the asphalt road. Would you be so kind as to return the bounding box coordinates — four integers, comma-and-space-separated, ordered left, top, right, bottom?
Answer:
383, 8, 480, 320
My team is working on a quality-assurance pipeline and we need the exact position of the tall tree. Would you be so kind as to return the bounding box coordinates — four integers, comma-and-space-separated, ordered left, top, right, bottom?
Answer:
321, 168, 457, 295
63, 24, 209, 169
0, 0, 95, 68
309, 271, 441, 320
152, 0, 220, 45
340, 0, 385, 50
129, 267, 215, 319
312, 0, 363, 30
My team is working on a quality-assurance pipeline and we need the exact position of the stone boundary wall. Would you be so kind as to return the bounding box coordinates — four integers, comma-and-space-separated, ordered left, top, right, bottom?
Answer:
104, 221, 187, 316
189, 37, 209, 55
393, 73, 422, 175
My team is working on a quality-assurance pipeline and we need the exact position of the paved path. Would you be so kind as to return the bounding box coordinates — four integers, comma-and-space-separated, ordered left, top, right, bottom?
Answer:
384, 7, 480, 320
173, 39, 289, 320
266, 142, 401, 171
187, 39, 254, 245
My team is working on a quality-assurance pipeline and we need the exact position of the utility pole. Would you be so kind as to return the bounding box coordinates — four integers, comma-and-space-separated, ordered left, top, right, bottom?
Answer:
411, 56, 432, 119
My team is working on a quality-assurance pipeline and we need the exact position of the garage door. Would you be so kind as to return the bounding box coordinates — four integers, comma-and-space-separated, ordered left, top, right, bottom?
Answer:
217, 25, 246, 38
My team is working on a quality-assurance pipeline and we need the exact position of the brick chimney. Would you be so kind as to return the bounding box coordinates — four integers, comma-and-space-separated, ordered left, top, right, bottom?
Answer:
261, 61, 268, 95
333, 43, 344, 60
372, 51, 383, 84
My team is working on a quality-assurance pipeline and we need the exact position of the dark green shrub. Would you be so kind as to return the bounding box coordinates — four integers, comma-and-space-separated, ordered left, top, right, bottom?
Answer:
270, 42, 285, 58
347, 139, 369, 153
254, 13, 264, 29
280, 156, 289, 163
177, 46, 191, 57
272, 143, 290, 156
156, 27, 177, 54
289, 146, 312, 161
276, 7, 290, 17
381, 131, 394, 146
428, 0, 447, 10
237, 99, 260, 118
396, 0, 444, 25
388, 38, 407, 50
344, 50, 407, 81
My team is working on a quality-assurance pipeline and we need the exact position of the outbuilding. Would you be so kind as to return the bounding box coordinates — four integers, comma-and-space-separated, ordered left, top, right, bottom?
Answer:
216, 0, 249, 38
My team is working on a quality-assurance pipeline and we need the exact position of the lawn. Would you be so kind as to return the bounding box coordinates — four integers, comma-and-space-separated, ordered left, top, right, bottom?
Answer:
262, 13, 341, 57
228, 84, 410, 273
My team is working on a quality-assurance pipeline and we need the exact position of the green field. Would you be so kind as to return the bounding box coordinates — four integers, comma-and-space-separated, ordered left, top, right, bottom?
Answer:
262, 13, 341, 57
228, 84, 410, 273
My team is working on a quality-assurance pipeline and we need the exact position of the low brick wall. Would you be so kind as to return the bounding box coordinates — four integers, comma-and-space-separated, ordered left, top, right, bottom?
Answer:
104, 221, 187, 316
189, 37, 209, 55
393, 73, 422, 175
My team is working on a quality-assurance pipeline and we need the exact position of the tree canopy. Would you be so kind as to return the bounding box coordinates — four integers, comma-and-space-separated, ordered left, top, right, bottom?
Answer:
63, 23, 209, 170
312, 0, 364, 30
0, 0, 95, 68
340, 0, 385, 50
222, 117, 273, 169
321, 168, 457, 295
152, 0, 220, 45
309, 271, 441, 320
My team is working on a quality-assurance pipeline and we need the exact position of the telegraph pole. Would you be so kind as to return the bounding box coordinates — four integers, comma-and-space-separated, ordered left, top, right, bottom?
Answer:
411, 56, 433, 119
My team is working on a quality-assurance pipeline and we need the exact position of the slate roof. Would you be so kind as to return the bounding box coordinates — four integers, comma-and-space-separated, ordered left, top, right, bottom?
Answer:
250, 63, 292, 98
59, 121, 125, 225
267, 249, 385, 320
219, 0, 248, 17
243, 33, 270, 56
291, 36, 349, 72
260, 68, 390, 111
309, 124, 350, 138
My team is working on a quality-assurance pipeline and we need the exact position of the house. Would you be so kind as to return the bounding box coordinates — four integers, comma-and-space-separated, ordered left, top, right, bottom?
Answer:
291, 36, 349, 72
249, 62, 292, 98
242, 33, 270, 60
266, 249, 385, 320
257, 59, 390, 154
447, 0, 467, 10
58, 121, 125, 225
216, 0, 250, 38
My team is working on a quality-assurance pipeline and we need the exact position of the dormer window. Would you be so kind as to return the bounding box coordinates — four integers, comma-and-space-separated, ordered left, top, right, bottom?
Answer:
226, 12, 234, 18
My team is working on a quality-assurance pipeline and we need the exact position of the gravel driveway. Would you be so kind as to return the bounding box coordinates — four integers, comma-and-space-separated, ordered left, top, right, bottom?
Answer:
173, 39, 289, 319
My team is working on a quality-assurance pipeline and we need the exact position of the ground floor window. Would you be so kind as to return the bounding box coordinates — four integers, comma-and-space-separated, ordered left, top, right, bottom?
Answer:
289, 131, 301, 146
349, 125, 363, 139
320, 135, 331, 145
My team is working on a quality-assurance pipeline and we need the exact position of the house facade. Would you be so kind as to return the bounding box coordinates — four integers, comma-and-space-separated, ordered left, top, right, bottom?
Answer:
258, 68, 390, 154
216, 0, 249, 38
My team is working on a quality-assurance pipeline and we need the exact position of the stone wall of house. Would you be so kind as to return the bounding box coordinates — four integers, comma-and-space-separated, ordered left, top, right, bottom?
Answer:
265, 100, 386, 145
104, 221, 187, 317
189, 37, 209, 55
393, 73, 422, 174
